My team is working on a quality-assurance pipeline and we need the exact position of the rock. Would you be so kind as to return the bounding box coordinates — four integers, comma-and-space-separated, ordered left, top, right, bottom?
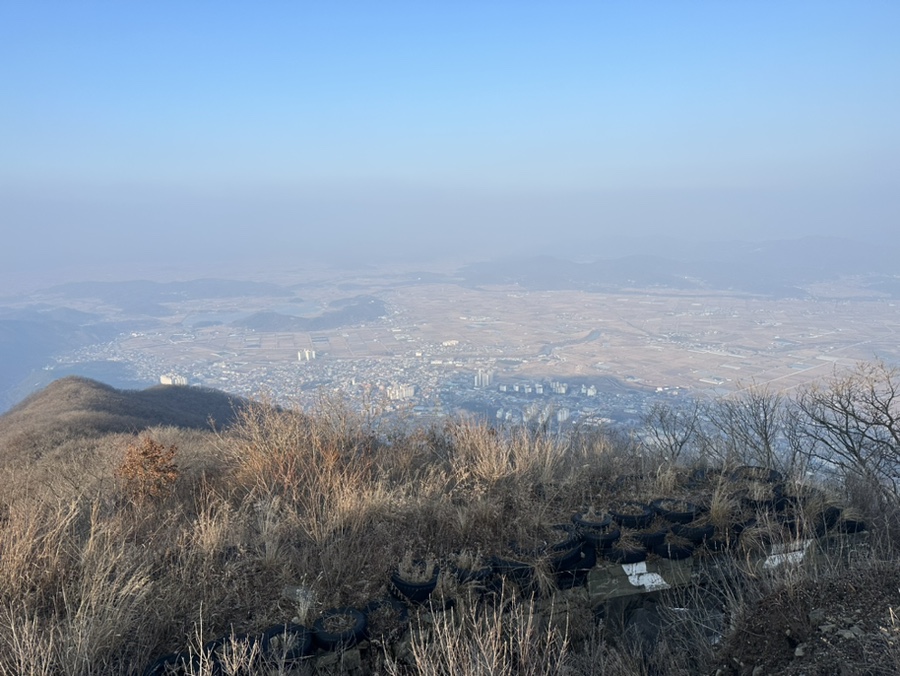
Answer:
808, 608, 826, 624
837, 629, 856, 640
819, 623, 836, 633
794, 643, 807, 657
752, 666, 764, 676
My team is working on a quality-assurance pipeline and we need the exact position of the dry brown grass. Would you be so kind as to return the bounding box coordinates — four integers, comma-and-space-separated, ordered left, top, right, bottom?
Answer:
708, 485, 741, 530
388, 588, 569, 676
115, 435, 179, 502
0, 381, 898, 675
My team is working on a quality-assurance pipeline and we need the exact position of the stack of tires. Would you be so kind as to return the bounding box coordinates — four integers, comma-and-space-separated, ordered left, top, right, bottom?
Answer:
142, 610, 368, 675
490, 524, 595, 592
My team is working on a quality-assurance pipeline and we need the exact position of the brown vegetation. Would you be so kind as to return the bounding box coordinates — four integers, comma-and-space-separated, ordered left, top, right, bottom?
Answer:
115, 435, 179, 502
0, 365, 897, 674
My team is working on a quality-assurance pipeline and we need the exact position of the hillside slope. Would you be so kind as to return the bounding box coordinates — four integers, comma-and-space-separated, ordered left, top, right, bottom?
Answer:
0, 373, 896, 675
0, 376, 242, 462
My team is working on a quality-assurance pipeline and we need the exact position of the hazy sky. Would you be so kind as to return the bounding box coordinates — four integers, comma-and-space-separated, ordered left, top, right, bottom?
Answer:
2, 2, 898, 283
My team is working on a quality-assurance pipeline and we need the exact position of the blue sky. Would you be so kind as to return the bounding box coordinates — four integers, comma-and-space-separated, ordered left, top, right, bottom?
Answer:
2, 2, 898, 280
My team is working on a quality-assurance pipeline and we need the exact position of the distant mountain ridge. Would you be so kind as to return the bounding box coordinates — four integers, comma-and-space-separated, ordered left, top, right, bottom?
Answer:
41, 278, 293, 317
460, 236, 898, 298
232, 295, 387, 331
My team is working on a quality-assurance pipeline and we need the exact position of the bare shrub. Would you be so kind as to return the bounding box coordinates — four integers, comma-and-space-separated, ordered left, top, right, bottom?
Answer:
641, 399, 705, 464
115, 435, 179, 503
224, 397, 385, 544
794, 362, 900, 512
704, 388, 788, 470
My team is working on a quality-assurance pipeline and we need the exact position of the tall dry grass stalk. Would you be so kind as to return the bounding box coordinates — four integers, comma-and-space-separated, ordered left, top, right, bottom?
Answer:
390, 590, 569, 676
0, 499, 153, 675
225, 397, 387, 544
445, 420, 567, 488
1, 607, 58, 676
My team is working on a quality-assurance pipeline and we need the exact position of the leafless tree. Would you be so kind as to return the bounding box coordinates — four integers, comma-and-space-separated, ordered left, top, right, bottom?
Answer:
705, 387, 788, 471
640, 399, 705, 463
793, 361, 900, 508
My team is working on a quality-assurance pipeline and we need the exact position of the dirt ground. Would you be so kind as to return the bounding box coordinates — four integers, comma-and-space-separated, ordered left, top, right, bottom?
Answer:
716, 562, 900, 675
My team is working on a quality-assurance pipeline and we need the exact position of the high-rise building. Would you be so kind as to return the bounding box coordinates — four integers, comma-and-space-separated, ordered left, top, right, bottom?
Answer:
387, 384, 415, 400
474, 369, 493, 389
160, 374, 188, 386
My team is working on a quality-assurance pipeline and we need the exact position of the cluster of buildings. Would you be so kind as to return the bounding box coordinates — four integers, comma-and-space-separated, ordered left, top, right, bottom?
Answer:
55, 326, 679, 433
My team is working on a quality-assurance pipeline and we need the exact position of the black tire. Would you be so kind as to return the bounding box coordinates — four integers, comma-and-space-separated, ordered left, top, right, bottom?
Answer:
578, 541, 598, 569
687, 467, 716, 487
782, 486, 825, 508
551, 532, 584, 552
548, 541, 587, 573
555, 569, 589, 590
572, 512, 612, 530
489, 556, 533, 587
605, 547, 647, 564
840, 518, 867, 534
609, 502, 654, 530
732, 517, 757, 535
777, 505, 806, 536
511, 527, 582, 558
362, 597, 409, 641
814, 506, 842, 536
550, 526, 584, 552
452, 564, 493, 584
581, 526, 621, 550
634, 528, 668, 550
312, 608, 367, 652
780, 516, 803, 537
671, 522, 714, 545
614, 474, 646, 489
261, 623, 314, 662
651, 498, 701, 524
653, 542, 695, 560
554, 542, 596, 589
737, 526, 773, 552
774, 492, 791, 512
730, 466, 782, 484
738, 482, 785, 510
390, 567, 439, 604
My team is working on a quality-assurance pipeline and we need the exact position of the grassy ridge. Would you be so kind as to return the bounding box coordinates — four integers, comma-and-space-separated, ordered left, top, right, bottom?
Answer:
1, 376, 243, 437
0, 375, 897, 674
